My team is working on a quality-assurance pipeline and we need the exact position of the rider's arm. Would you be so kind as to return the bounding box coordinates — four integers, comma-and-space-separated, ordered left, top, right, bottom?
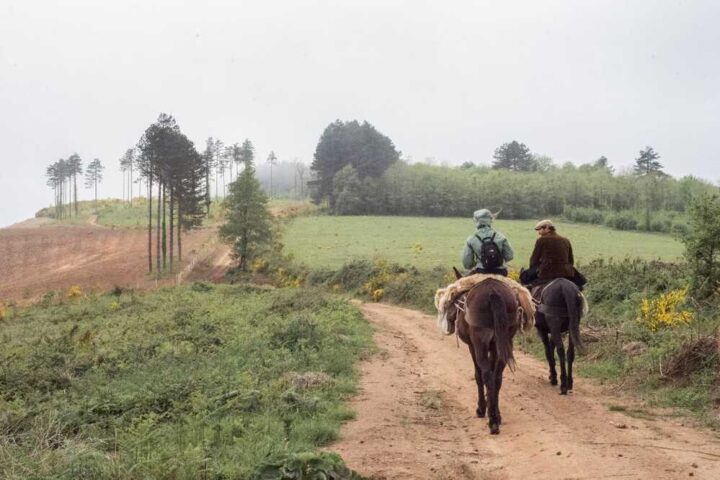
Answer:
529, 238, 542, 268
502, 237, 514, 262
462, 240, 476, 270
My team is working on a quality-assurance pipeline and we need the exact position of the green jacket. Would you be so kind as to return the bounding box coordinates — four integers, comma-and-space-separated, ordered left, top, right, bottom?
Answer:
462, 226, 514, 270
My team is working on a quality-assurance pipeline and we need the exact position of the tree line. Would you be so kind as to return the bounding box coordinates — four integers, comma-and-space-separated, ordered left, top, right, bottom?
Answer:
45, 154, 104, 219
308, 127, 716, 233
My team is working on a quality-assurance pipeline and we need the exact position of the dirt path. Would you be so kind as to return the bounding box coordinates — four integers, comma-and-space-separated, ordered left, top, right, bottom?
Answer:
329, 303, 720, 480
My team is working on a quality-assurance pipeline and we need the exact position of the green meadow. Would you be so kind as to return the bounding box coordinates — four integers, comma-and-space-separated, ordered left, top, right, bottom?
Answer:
282, 216, 684, 269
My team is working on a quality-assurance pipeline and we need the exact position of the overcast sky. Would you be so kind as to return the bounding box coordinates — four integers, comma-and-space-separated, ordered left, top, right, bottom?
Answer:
1, 0, 719, 227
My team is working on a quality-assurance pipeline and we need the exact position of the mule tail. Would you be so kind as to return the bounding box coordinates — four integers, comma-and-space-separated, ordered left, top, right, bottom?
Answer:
490, 292, 515, 371
563, 286, 586, 355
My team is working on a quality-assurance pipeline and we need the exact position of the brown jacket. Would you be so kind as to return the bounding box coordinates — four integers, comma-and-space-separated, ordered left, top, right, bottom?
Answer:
529, 231, 574, 280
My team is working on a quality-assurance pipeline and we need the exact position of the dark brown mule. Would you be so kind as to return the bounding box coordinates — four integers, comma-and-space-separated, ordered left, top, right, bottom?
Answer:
533, 278, 586, 395
443, 269, 523, 434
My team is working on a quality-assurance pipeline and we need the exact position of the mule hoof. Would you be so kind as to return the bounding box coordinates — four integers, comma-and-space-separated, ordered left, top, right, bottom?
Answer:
560, 389, 568, 395
476, 408, 486, 418
489, 424, 500, 435
550, 378, 558, 386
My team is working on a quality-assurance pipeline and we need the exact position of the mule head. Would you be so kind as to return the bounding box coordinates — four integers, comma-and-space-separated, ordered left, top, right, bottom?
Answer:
438, 303, 458, 335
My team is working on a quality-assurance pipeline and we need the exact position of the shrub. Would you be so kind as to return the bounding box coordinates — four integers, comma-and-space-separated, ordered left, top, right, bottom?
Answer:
250, 451, 363, 480
637, 287, 693, 332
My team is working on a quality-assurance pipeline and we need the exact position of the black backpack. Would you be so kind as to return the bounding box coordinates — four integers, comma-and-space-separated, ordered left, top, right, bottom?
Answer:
475, 233, 502, 269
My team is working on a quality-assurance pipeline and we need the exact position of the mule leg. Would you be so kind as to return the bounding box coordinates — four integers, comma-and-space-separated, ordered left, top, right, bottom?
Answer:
475, 342, 499, 434
567, 336, 575, 391
494, 359, 506, 426
549, 321, 568, 395
537, 327, 557, 385
468, 342, 486, 417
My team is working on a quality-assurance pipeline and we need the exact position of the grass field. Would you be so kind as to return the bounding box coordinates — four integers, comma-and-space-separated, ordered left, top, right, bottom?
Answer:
282, 216, 684, 269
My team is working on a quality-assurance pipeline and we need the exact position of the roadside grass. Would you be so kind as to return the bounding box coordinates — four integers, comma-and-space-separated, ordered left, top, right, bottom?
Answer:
282, 216, 683, 269
0, 284, 372, 479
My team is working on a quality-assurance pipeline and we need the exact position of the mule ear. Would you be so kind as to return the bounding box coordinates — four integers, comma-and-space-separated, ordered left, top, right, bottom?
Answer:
491, 209, 502, 219
452, 266, 463, 279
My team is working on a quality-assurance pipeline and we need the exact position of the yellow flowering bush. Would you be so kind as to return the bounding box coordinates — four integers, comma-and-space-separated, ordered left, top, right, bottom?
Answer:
67, 285, 83, 299
274, 267, 303, 288
0, 303, 6, 321
507, 269, 520, 282
109, 300, 120, 311
251, 257, 269, 274
637, 287, 693, 332
372, 289, 384, 301
362, 258, 393, 299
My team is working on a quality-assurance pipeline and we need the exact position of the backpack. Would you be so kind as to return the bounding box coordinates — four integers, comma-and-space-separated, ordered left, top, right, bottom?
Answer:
475, 233, 502, 269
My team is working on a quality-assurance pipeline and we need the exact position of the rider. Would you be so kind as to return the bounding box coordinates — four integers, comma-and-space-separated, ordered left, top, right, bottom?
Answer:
528, 219, 582, 287
462, 209, 514, 276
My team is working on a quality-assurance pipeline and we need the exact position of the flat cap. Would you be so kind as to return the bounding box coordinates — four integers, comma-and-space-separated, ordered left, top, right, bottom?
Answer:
534, 219, 554, 230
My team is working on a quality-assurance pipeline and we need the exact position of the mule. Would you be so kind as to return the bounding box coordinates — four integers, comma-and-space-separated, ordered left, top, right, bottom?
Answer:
533, 278, 586, 395
441, 269, 531, 434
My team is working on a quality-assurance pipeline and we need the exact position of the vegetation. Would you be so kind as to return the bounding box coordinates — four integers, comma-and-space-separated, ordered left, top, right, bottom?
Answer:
492, 140, 535, 171
310, 120, 400, 208
684, 194, 720, 298
84, 158, 105, 204
281, 216, 684, 269
136, 114, 207, 273
0, 285, 371, 479
45, 154, 84, 220
319, 156, 714, 234
220, 157, 274, 271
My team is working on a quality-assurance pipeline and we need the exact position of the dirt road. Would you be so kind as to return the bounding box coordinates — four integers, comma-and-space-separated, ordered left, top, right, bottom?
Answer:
330, 303, 720, 479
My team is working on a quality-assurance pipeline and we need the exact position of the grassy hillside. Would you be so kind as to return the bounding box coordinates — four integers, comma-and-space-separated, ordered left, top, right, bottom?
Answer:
0, 284, 371, 479
282, 216, 684, 269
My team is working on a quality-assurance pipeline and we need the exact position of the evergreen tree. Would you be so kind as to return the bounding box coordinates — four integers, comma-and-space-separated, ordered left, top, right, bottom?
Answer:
633, 146, 664, 176
492, 141, 536, 171
684, 194, 720, 298
267, 151, 277, 197
67, 153, 83, 216
219, 164, 272, 271
84, 158, 104, 204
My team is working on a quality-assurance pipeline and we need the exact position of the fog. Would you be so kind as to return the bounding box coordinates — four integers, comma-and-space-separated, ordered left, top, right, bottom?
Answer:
1, 0, 719, 227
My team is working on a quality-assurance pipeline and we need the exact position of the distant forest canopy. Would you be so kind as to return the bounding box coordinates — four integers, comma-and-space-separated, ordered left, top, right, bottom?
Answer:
307, 128, 717, 233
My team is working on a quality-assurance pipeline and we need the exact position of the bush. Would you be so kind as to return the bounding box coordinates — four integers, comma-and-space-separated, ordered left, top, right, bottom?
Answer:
605, 212, 638, 231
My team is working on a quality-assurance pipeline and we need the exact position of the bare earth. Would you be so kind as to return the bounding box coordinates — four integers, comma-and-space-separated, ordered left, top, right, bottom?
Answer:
0, 221, 228, 302
329, 303, 720, 480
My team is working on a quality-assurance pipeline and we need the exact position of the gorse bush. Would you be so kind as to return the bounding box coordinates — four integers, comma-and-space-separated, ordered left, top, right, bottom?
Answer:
0, 285, 371, 479
637, 287, 693, 332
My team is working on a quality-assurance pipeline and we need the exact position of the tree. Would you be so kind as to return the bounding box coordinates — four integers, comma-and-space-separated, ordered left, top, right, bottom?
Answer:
66, 153, 83, 216
633, 146, 664, 176
684, 194, 720, 298
219, 164, 272, 271
119, 149, 135, 206
239, 139, 255, 169
267, 150, 277, 197
633, 147, 665, 230
137, 113, 207, 272
310, 120, 399, 207
84, 158, 104, 203
202, 137, 215, 215
492, 141, 536, 171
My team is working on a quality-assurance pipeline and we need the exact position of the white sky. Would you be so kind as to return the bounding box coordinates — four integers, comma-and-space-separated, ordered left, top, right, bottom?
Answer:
1, 0, 719, 227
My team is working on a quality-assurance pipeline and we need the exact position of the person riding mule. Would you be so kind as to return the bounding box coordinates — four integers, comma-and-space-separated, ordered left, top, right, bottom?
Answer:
462, 209, 514, 276
523, 219, 586, 294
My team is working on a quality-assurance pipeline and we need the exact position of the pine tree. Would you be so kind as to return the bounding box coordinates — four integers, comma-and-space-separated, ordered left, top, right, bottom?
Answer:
219, 164, 272, 271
